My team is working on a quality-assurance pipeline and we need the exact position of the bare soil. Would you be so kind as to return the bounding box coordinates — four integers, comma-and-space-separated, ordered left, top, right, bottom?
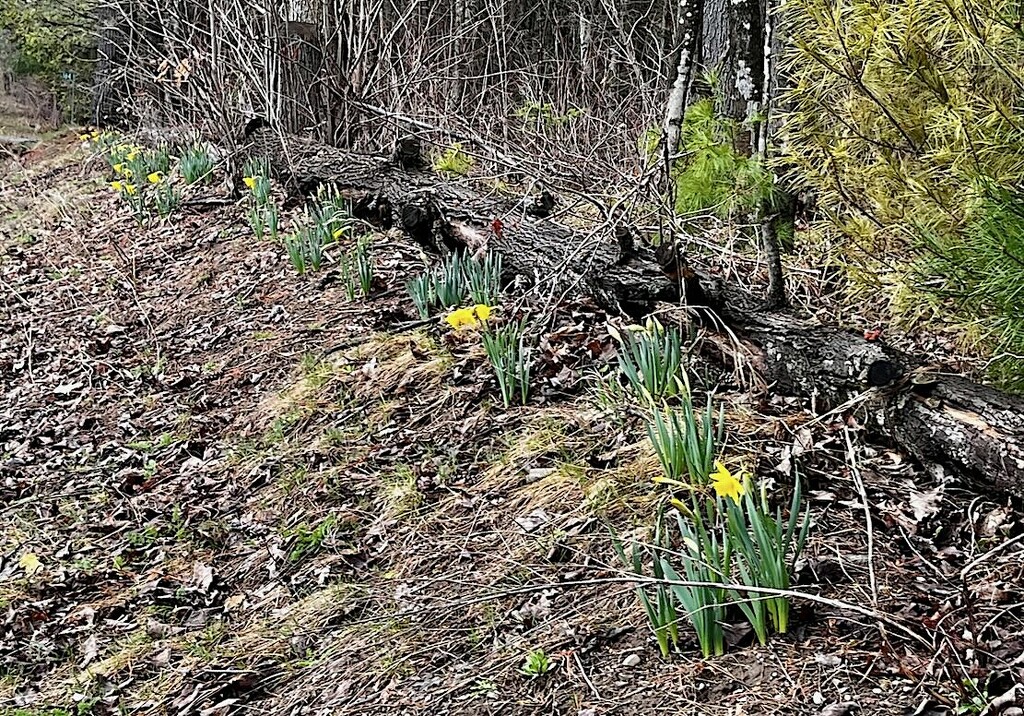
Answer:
2, 126, 1022, 716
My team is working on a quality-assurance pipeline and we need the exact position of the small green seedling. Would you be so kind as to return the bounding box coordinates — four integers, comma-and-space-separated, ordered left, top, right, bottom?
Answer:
519, 648, 553, 677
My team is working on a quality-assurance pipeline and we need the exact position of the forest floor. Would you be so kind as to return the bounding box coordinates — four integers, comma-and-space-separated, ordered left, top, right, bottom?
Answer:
2, 112, 1023, 716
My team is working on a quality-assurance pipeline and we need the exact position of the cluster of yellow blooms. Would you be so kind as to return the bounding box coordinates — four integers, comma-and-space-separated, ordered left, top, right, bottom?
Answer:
445, 304, 492, 329
107, 144, 142, 164
78, 129, 101, 142
109, 158, 164, 196
110, 180, 137, 196
109, 148, 146, 195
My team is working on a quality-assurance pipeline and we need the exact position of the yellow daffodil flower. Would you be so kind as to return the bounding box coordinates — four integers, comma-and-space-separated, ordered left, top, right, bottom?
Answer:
123, 183, 137, 196
79, 133, 90, 141
110, 180, 124, 192
445, 304, 496, 330
332, 227, 345, 241
473, 304, 492, 321
147, 171, 164, 184
710, 461, 745, 504
113, 163, 124, 174
243, 176, 257, 190
445, 307, 477, 329
90, 130, 101, 139
125, 150, 139, 162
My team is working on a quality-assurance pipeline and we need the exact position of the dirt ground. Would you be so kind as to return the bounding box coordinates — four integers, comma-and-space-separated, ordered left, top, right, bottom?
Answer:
1, 118, 1022, 716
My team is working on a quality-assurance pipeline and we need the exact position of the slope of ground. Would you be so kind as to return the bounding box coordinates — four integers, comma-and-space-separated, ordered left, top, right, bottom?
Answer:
1, 127, 1022, 716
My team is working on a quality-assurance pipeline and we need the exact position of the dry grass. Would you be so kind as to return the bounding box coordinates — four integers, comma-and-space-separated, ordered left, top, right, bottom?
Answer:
1, 131, 1021, 716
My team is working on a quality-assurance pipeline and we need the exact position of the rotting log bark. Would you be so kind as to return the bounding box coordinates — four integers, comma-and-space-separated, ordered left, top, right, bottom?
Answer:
247, 126, 1024, 499
242, 124, 697, 313
725, 310, 908, 405
890, 376, 1024, 497
726, 310, 1024, 498
0, 135, 39, 156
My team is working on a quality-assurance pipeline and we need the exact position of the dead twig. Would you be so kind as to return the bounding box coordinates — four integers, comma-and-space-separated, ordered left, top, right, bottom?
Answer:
845, 426, 879, 606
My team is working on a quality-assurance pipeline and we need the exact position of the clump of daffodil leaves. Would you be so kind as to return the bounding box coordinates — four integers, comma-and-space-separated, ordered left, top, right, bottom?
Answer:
241, 156, 278, 241
406, 251, 503, 320
612, 339, 811, 658
276, 188, 369, 286
444, 304, 530, 408
611, 317, 687, 401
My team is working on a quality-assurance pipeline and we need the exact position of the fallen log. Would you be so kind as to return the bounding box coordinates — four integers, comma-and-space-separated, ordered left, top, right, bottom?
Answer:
0, 134, 38, 156
892, 375, 1024, 495
730, 311, 1024, 498
240, 123, 714, 314
244, 125, 1024, 499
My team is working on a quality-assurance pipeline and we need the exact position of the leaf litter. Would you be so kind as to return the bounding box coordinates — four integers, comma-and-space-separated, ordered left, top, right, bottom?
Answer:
0, 134, 1022, 716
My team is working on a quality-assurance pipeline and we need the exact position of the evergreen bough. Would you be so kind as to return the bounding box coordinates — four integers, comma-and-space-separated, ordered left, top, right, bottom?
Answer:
779, 0, 1024, 389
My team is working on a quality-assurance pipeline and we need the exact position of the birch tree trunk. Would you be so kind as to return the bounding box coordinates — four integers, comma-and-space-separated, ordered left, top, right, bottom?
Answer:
662, 0, 703, 175
727, 0, 762, 150
661, 0, 786, 306
759, 0, 794, 306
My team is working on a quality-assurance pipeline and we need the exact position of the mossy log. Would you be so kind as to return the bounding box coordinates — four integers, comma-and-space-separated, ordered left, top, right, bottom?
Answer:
247, 126, 1024, 499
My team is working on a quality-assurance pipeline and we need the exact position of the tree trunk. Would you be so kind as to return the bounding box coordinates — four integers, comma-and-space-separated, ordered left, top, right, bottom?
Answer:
727, 0, 763, 150
668, 0, 785, 306
760, 209, 787, 307
758, 0, 795, 302
698, 0, 730, 104
92, 1, 129, 126
662, 0, 703, 176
